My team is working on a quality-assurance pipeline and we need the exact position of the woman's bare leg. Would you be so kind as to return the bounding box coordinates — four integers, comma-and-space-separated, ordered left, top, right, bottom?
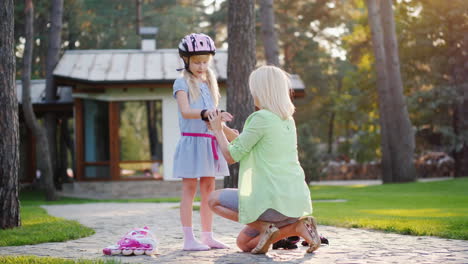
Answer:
236, 217, 321, 253
207, 189, 320, 253
208, 190, 283, 253
207, 189, 239, 222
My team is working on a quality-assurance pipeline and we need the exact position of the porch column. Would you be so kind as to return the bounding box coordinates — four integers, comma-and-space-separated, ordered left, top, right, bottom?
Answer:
75, 98, 84, 181
109, 102, 120, 180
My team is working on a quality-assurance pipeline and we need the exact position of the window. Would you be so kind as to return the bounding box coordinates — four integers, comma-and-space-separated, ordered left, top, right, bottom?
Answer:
119, 100, 163, 179
83, 99, 110, 179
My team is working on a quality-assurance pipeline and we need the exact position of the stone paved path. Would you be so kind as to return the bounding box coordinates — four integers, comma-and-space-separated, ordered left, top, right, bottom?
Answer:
1, 203, 467, 263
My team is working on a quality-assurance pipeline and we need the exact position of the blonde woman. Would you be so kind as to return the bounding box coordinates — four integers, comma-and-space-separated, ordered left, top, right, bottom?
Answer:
207, 65, 321, 254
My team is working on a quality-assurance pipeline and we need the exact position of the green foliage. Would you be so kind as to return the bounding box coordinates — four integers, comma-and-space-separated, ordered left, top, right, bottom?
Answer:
69, 0, 205, 50
297, 124, 324, 183
408, 84, 466, 153
308, 0, 468, 161
311, 178, 468, 240
348, 128, 381, 162
14, 1, 51, 79
14, 0, 207, 79
288, 0, 384, 163
396, 0, 468, 154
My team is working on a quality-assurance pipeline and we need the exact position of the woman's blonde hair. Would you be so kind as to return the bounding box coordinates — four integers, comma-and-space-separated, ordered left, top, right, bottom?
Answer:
181, 54, 220, 106
249, 65, 295, 120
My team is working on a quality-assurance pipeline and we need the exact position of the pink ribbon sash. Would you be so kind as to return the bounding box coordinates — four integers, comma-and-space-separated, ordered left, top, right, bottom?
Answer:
182, 133, 219, 160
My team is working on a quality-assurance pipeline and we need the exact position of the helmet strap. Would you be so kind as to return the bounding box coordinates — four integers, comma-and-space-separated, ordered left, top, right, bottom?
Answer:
185, 56, 194, 75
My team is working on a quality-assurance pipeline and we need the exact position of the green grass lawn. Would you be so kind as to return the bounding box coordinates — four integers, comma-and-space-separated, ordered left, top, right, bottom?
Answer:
0, 205, 95, 247
310, 177, 468, 240
19, 191, 182, 206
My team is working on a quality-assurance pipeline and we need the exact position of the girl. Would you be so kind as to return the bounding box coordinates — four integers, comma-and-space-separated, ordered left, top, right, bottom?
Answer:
207, 66, 321, 254
173, 33, 236, 251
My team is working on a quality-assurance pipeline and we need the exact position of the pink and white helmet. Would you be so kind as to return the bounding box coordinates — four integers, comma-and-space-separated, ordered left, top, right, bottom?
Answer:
178, 33, 216, 57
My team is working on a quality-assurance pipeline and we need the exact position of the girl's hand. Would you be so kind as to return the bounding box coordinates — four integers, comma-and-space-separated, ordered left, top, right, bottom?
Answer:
205, 121, 212, 130
208, 110, 223, 132
220, 111, 233, 122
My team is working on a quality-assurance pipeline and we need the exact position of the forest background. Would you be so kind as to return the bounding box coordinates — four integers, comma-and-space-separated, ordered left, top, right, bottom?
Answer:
12, 0, 468, 182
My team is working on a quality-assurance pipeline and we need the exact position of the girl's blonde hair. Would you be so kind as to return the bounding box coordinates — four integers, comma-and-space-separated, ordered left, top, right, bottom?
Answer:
182, 54, 220, 107
249, 65, 295, 120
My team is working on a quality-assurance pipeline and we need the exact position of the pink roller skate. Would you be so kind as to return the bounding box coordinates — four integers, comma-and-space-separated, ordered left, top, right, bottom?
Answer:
103, 226, 157, 256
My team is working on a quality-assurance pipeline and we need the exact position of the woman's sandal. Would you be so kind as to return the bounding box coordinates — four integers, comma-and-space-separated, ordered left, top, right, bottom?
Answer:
299, 216, 321, 253
251, 223, 280, 254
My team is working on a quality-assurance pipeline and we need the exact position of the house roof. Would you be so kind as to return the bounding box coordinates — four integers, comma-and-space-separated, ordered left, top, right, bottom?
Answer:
16, 79, 73, 104
53, 49, 305, 91
53, 49, 227, 83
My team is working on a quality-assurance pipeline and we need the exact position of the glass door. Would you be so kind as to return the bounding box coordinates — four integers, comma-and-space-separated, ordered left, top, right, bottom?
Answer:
118, 100, 163, 179
83, 99, 110, 179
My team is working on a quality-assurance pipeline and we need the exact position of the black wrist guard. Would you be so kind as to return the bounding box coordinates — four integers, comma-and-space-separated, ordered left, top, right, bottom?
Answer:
201, 109, 209, 121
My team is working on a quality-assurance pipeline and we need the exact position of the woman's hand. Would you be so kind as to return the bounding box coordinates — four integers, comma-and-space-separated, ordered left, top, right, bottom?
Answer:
208, 110, 224, 132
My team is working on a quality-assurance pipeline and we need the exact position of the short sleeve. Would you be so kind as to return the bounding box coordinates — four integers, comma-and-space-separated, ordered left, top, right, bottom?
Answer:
173, 78, 189, 99
228, 112, 268, 162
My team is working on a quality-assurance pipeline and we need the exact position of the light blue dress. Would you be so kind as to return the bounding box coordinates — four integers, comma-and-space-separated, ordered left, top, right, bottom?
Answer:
172, 77, 230, 178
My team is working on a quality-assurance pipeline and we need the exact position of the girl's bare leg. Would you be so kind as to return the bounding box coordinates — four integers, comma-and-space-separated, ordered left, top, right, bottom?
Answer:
200, 177, 229, 248
180, 178, 210, 251
199, 177, 215, 232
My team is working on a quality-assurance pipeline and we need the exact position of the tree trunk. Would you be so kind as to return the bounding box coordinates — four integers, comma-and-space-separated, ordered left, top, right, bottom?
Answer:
22, 0, 57, 200
225, 0, 256, 188
62, 117, 75, 179
367, 0, 415, 183
448, 11, 468, 177
367, 0, 391, 182
0, 0, 21, 229
327, 112, 335, 154
327, 78, 342, 155
45, 0, 63, 101
453, 88, 468, 177
259, 0, 280, 66
136, 0, 142, 34
44, 0, 63, 192
380, 0, 416, 182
